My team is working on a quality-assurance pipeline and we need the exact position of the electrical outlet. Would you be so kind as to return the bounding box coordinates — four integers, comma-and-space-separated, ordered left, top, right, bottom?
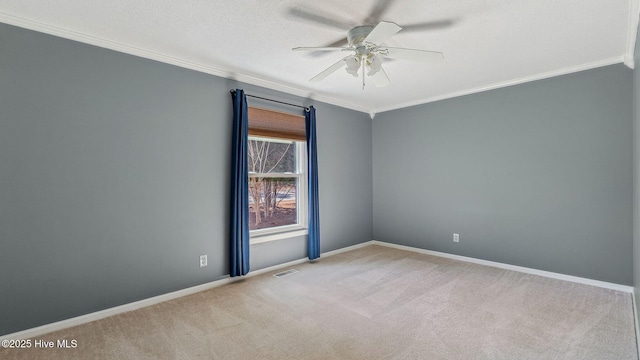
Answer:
200, 255, 207, 267
453, 233, 460, 243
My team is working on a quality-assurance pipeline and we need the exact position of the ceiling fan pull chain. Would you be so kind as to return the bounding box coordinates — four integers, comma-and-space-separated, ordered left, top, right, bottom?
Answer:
362, 56, 366, 89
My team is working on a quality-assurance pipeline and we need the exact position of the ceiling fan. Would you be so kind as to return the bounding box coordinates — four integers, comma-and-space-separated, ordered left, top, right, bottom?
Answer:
293, 20, 444, 88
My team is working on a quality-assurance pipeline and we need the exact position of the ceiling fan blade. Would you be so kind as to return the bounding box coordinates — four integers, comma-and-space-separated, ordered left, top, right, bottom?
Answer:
323, 38, 349, 48
364, 0, 396, 24
372, 67, 391, 88
364, 21, 402, 45
287, 8, 353, 30
310, 57, 348, 83
299, 38, 350, 58
293, 47, 351, 52
383, 47, 444, 62
401, 19, 457, 32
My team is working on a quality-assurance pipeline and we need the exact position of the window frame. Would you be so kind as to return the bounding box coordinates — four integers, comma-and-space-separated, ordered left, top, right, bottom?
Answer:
248, 136, 308, 244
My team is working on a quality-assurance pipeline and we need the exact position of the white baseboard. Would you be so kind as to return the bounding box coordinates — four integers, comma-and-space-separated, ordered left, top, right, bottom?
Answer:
247, 241, 371, 278
634, 291, 640, 359
0, 241, 371, 340
370, 240, 634, 293
0, 275, 237, 341
318, 241, 373, 257
2, 240, 632, 340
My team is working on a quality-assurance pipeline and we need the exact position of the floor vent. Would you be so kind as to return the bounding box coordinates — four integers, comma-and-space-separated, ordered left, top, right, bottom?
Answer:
273, 269, 299, 278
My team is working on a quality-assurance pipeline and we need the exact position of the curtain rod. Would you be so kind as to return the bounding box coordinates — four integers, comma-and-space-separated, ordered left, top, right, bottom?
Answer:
230, 90, 309, 112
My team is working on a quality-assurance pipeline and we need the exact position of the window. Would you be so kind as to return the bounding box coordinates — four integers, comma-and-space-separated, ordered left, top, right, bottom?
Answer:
248, 107, 307, 243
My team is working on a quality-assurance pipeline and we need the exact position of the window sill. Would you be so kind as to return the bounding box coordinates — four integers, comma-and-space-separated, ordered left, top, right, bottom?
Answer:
250, 228, 308, 244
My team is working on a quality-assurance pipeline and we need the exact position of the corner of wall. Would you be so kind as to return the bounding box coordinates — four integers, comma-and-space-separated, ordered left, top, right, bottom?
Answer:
626, 0, 640, 69
632, 0, 640, 352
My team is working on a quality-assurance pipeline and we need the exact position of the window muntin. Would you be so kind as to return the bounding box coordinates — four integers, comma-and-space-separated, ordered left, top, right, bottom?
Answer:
248, 136, 306, 238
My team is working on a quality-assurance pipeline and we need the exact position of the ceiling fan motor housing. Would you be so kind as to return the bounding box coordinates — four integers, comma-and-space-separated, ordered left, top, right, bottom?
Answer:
348, 25, 375, 46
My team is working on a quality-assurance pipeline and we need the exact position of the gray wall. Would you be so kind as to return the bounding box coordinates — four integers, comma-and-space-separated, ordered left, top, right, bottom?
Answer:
2, 17, 633, 336
373, 64, 633, 285
0, 23, 372, 335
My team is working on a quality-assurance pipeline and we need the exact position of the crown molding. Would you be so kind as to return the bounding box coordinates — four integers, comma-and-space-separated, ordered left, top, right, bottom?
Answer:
373, 56, 625, 114
624, 54, 635, 68
625, 0, 640, 69
0, 12, 370, 114
0, 11, 633, 118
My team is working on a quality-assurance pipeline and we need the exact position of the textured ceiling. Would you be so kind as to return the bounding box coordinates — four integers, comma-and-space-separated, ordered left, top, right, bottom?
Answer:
0, 0, 638, 114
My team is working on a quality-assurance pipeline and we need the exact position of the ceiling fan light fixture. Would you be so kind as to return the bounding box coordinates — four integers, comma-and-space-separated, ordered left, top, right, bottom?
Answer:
295, 20, 444, 87
367, 53, 383, 76
345, 55, 360, 77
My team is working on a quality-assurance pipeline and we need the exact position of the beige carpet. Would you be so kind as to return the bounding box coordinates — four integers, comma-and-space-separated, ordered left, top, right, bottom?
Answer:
1, 244, 637, 359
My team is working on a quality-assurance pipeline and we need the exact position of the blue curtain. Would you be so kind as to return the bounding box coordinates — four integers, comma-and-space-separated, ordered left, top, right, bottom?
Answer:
230, 89, 250, 276
306, 106, 320, 260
